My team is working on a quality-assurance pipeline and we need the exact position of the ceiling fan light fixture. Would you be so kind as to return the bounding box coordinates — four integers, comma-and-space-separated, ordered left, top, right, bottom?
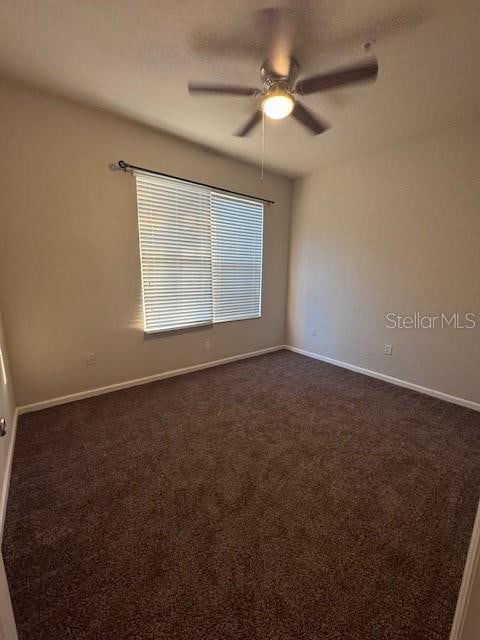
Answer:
261, 89, 294, 120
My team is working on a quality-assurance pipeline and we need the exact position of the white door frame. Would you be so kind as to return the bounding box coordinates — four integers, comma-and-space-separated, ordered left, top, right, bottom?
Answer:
449, 500, 480, 640
0, 315, 18, 639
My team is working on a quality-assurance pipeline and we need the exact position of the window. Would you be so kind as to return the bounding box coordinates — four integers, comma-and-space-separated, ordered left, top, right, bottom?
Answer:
135, 171, 263, 333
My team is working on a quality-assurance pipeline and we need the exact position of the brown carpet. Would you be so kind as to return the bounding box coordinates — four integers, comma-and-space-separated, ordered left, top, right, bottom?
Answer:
3, 350, 480, 639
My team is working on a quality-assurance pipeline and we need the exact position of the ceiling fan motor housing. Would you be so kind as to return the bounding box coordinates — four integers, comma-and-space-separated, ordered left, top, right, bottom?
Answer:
260, 58, 299, 94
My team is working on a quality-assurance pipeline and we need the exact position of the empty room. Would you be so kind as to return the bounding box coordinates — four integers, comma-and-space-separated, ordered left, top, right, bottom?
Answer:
0, 1, 479, 638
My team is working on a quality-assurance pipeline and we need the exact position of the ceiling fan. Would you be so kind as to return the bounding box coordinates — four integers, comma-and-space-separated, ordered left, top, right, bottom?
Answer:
188, 8, 378, 137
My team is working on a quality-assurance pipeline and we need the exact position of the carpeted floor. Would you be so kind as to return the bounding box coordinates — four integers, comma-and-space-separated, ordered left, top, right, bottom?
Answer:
3, 350, 480, 639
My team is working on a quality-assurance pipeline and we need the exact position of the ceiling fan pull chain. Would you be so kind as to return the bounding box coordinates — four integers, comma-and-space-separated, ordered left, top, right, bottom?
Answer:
261, 110, 265, 182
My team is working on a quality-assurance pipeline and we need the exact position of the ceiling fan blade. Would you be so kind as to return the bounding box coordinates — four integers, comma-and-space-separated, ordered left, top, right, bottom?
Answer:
188, 82, 258, 96
235, 111, 262, 137
292, 102, 329, 136
296, 58, 378, 95
257, 7, 295, 77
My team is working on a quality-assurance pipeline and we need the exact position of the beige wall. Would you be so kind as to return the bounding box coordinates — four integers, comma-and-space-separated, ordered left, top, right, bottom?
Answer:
0, 78, 292, 406
287, 118, 480, 405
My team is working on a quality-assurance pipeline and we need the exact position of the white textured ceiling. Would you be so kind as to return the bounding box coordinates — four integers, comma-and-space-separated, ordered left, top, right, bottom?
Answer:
0, 0, 479, 177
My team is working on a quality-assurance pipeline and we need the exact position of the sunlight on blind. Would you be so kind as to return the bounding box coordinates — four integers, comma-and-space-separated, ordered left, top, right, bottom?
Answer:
135, 171, 213, 333
135, 172, 264, 334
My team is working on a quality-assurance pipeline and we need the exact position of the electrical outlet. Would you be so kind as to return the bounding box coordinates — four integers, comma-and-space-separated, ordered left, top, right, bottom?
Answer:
86, 352, 96, 366
204, 339, 211, 350
384, 344, 393, 356
311, 328, 317, 336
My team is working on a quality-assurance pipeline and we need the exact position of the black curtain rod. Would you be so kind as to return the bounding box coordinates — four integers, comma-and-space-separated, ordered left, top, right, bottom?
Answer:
117, 160, 275, 206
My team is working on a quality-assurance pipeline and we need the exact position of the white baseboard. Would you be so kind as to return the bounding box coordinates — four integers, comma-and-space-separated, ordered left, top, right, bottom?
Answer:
449, 500, 480, 640
19, 344, 480, 415
18, 345, 285, 415
0, 408, 18, 542
285, 346, 480, 412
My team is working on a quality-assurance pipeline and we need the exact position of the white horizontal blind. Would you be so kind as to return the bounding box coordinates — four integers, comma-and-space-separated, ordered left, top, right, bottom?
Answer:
211, 193, 263, 323
135, 171, 213, 333
135, 172, 264, 333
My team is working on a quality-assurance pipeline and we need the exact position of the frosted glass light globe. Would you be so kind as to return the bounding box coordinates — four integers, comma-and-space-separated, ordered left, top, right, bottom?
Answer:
262, 90, 294, 120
